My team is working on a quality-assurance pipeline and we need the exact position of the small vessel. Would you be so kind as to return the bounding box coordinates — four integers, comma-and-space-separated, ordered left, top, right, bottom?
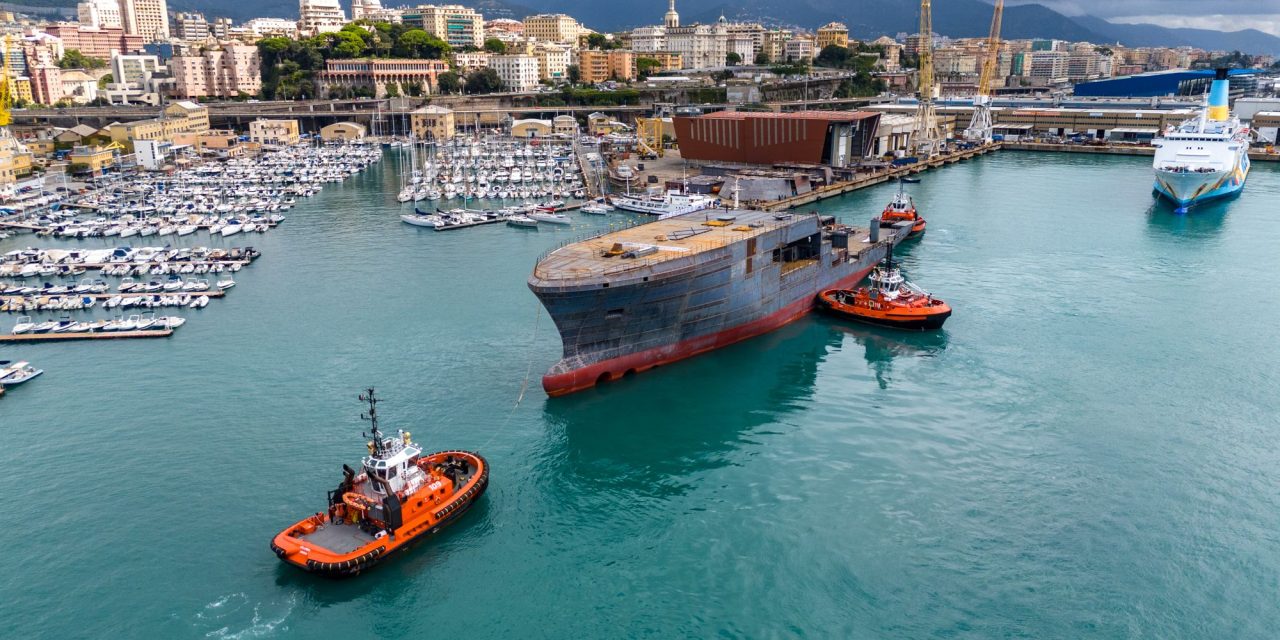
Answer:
530, 212, 571, 225
0, 361, 43, 386
216, 278, 236, 289
507, 215, 539, 228
880, 182, 926, 237
818, 256, 951, 331
1152, 68, 1250, 213
11, 316, 36, 334
579, 203, 610, 215
270, 389, 488, 577
611, 190, 716, 219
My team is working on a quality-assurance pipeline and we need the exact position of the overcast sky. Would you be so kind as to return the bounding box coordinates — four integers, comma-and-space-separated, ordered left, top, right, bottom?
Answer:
1004, 0, 1280, 36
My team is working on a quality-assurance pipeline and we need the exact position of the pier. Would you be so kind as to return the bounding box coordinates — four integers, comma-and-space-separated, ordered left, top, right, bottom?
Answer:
1002, 141, 1280, 162
757, 144, 999, 212
0, 329, 173, 343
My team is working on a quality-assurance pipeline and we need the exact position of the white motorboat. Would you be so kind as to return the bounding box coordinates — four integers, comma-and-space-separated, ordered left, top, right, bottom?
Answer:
530, 212, 572, 225
0, 361, 44, 386
11, 316, 36, 334
216, 278, 236, 289
189, 295, 210, 309
580, 203, 610, 215
507, 215, 539, 228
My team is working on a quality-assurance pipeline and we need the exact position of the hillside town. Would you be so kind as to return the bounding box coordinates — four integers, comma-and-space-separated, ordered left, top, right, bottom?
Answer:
0, 0, 1277, 201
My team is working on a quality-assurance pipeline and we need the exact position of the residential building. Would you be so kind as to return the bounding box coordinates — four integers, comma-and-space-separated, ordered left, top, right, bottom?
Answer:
68, 145, 116, 175
452, 51, 490, 72
782, 35, 815, 62
111, 52, 160, 84
532, 42, 570, 81
211, 17, 233, 39
410, 105, 455, 141
523, 14, 582, 45
485, 19, 522, 36
726, 31, 755, 63
173, 12, 210, 41
30, 65, 63, 105
248, 119, 301, 145
77, 0, 122, 29
402, 5, 484, 49
170, 43, 261, 98
577, 49, 636, 83
351, 0, 382, 21
1027, 50, 1068, 83
725, 22, 763, 58
299, 0, 346, 36
666, 19, 728, 69
316, 58, 450, 97
630, 26, 666, 54
60, 69, 98, 103
815, 22, 848, 50
490, 53, 539, 92
761, 29, 792, 62
107, 100, 209, 146
102, 53, 166, 104
42, 24, 144, 59
11, 77, 34, 104
243, 18, 299, 39
121, 0, 170, 43
637, 51, 682, 73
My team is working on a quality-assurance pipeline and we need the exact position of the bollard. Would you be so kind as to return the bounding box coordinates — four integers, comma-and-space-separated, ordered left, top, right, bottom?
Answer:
869, 219, 880, 243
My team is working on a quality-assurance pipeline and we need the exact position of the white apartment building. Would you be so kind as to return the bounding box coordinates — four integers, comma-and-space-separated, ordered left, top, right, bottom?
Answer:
782, 36, 814, 62
666, 20, 728, 69
453, 51, 490, 73
630, 26, 666, 54
121, 0, 169, 43
403, 5, 484, 49
243, 18, 300, 39
299, 0, 347, 36
490, 54, 539, 92
76, 0, 122, 29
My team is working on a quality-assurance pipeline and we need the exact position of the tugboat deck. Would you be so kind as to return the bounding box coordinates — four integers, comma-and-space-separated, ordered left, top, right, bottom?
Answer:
299, 522, 376, 555
533, 209, 816, 282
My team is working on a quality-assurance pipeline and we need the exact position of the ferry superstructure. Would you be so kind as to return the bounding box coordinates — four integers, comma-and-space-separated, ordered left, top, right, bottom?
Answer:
1151, 69, 1251, 212
528, 209, 908, 396
609, 190, 718, 219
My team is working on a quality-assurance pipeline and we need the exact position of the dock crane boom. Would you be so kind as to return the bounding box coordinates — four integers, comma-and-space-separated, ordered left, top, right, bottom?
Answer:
911, 0, 943, 156
965, 0, 1004, 142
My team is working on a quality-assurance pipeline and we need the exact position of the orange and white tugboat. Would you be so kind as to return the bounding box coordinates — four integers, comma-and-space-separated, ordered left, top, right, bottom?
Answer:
879, 180, 926, 237
818, 255, 951, 331
270, 389, 488, 577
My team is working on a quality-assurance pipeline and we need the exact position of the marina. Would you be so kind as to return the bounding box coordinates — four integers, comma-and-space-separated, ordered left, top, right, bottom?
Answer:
4, 148, 1280, 638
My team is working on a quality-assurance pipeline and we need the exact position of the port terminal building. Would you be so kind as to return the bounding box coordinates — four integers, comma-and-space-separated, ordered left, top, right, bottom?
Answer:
868, 104, 1195, 142
1073, 69, 1264, 98
672, 111, 881, 168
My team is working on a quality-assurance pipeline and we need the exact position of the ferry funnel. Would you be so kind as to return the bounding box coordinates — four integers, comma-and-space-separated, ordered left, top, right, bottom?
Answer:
1207, 68, 1229, 121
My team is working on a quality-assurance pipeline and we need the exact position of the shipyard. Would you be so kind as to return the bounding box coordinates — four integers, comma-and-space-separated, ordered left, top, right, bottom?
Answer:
3, 0, 1280, 638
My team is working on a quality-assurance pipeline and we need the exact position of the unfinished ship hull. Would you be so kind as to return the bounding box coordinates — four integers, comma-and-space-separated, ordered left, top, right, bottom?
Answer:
528, 209, 907, 396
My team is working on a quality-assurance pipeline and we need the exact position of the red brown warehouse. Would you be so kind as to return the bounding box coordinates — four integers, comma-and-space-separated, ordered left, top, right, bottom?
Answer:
672, 111, 882, 167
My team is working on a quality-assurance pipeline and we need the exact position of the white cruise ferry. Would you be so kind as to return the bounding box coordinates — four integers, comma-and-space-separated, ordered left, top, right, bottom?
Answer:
1151, 69, 1251, 213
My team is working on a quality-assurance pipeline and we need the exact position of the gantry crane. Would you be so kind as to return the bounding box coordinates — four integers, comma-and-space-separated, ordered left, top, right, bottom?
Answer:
965, 0, 1004, 142
911, 0, 943, 157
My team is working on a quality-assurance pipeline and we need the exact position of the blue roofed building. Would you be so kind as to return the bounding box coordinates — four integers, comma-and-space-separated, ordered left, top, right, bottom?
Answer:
1075, 69, 1263, 98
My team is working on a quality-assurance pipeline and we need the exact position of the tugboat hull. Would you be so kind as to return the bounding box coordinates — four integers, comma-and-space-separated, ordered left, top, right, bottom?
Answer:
818, 290, 951, 332
271, 450, 488, 578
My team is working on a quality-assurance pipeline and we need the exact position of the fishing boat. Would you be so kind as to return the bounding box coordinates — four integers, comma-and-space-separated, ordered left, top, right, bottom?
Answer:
0, 361, 43, 386
879, 181, 926, 237
270, 389, 488, 577
817, 256, 951, 331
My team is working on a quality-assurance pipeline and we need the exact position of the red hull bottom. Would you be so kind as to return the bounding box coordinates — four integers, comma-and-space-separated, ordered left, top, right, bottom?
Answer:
543, 265, 875, 396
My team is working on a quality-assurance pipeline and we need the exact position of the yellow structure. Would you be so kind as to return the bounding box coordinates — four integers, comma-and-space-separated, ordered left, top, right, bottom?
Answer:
67, 145, 116, 175
522, 14, 583, 44
578, 49, 636, 83
410, 105, 456, 141
107, 100, 211, 149
320, 121, 366, 142
552, 115, 577, 137
248, 119, 301, 146
815, 22, 849, 50
587, 112, 628, 136
636, 117, 664, 158
638, 51, 682, 73
510, 118, 552, 138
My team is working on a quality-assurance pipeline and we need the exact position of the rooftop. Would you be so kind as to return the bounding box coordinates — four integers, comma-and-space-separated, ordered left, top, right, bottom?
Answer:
695, 110, 879, 122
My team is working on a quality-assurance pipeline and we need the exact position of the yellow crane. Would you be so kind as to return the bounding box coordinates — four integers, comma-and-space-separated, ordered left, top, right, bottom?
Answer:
965, 0, 1004, 142
636, 117, 664, 158
0, 34, 13, 129
911, 0, 942, 157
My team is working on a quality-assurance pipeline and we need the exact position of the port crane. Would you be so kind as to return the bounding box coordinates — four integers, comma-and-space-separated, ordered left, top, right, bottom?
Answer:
964, 0, 1004, 142
911, 0, 943, 157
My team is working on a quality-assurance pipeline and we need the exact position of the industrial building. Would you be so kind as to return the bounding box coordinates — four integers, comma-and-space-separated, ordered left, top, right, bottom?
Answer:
1074, 69, 1263, 98
673, 111, 881, 168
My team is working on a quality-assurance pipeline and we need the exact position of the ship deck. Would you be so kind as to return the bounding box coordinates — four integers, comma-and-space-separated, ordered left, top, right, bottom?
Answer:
533, 209, 823, 282
299, 521, 376, 554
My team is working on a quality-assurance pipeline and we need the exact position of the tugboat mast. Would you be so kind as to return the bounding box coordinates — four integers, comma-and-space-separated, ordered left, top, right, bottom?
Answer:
359, 387, 385, 456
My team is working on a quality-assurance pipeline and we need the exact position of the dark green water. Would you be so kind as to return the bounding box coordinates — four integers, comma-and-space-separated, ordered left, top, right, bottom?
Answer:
3, 151, 1279, 638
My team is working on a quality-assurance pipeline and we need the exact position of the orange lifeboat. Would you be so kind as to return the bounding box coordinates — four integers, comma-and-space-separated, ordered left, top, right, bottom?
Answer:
879, 181, 926, 237
270, 389, 488, 577
818, 256, 951, 331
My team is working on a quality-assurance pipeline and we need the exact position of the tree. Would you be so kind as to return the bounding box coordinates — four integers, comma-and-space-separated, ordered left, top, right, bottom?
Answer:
385, 81, 400, 97
636, 57, 661, 80
815, 44, 851, 68
332, 31, 368, 58
566, 64, 581, 85
436, 71, 462, 94
464, 68, 502, 94
97, 73, 113, 89
754, 52, 769, 65
726, 52, 742, 66
59, 49, 106, 70
483, 37, 506, 54
394, 29, 450, 59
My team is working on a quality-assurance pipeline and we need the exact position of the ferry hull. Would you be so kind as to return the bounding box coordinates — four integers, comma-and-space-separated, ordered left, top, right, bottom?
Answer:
1152, 155, 1249, 208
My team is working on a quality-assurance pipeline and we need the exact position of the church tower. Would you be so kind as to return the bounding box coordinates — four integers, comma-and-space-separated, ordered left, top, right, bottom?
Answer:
664, 0, 680, 28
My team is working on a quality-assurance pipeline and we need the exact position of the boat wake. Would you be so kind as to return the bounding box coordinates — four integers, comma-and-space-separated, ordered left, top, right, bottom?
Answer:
195, 592, 295, 639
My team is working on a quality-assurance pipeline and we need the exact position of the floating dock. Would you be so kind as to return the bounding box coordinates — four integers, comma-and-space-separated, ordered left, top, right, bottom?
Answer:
0, 329, 174, 343
0, 290, 225, 302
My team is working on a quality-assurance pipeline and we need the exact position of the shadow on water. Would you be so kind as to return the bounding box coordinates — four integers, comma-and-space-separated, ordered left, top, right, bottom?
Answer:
820, 317, 950, 389
1145, 195, 1232, 240
539, 318, 844, 498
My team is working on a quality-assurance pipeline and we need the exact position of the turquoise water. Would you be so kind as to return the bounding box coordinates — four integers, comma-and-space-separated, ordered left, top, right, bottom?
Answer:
3, 151, 1279, 638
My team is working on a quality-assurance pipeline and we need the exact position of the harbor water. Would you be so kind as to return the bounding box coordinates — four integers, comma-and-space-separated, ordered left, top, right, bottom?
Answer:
3, 151, 1280, 638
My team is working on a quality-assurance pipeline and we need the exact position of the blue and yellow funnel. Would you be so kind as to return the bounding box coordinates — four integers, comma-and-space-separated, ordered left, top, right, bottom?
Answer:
1207, 68, 1230, 121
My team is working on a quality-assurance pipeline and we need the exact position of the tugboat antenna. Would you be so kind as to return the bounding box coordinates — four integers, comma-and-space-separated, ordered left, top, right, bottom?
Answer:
358, 388, 383, 454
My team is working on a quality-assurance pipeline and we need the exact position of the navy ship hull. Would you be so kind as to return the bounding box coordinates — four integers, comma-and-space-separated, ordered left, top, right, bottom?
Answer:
529, 211, 905, 395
